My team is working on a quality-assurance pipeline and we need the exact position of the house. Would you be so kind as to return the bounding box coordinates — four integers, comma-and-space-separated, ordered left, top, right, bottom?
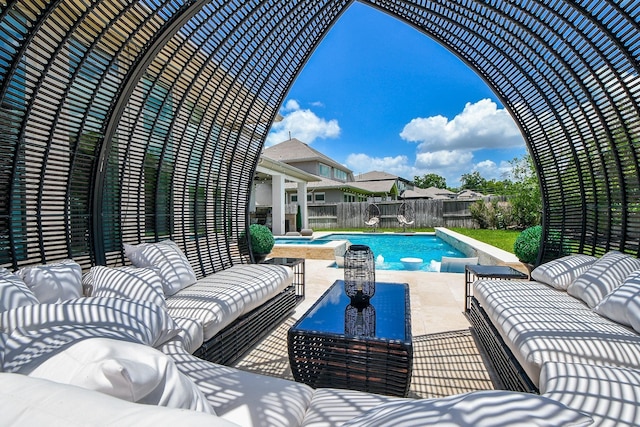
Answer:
261, 138, 377, 204
354, 171, 412, 201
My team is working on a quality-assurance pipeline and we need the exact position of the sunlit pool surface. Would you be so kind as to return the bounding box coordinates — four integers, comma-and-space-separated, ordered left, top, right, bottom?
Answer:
275, 233, 466, 271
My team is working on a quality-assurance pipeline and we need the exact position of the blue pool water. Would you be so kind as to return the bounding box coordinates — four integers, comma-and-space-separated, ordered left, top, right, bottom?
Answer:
275, 233, 465, 271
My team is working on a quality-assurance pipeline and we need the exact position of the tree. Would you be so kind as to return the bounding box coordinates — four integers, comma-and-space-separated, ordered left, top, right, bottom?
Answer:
460, 171, 487, 190
413, 173, 447, 189
504, 154, 541, 228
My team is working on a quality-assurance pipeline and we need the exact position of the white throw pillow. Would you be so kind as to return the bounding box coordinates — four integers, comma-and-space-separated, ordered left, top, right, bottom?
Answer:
531, 254, 598, 290
23, 337, 215, 414
341, 390, 593, 427
567, 251, 640, 307
1, 373, 238, 426
0, 297, 180, 348
17, 259, 83, 303
594, 269, 640, 331
0, 267, 38, 312
92, 265, 166, 309
124, 241, 197, 296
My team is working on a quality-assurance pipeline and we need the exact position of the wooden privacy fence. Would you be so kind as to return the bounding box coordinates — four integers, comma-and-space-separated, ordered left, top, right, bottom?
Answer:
295, 199, 481, 230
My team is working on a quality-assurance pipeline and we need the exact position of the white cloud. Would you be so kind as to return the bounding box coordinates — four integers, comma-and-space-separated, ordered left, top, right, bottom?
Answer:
400, 99, 523, 151
415, 150, 473, 169
346, 153, 410, 176
283, 99, 300, 111
473, 159, 513, 180
414, 150, 475, 185
266, 100, 340, 146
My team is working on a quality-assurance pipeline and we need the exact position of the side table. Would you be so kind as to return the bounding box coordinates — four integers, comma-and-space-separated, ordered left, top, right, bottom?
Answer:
464, 264, 528, 311
263, 257, 305, 300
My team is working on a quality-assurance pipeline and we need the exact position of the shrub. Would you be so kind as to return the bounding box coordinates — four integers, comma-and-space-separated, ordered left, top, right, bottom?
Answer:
248, 224, 275, 254
470, 199, 513, 230
513, 225, 542, 263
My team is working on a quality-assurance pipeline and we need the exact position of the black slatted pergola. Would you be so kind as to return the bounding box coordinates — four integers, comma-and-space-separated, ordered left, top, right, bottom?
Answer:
0, 0, 638, 274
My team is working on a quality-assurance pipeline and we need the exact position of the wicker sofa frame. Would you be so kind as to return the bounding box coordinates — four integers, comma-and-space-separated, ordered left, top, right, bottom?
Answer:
193, 285, 297, 365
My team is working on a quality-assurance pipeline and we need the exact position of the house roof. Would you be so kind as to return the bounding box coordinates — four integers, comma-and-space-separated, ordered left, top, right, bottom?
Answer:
353, 180, 398, 194
263, 138, 351, 173
457, 189, 485, 199
355, 171, 398, 182
402, 186, 456, 199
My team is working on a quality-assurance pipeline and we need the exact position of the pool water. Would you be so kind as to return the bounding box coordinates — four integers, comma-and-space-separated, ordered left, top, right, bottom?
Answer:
303, 233, 464, 272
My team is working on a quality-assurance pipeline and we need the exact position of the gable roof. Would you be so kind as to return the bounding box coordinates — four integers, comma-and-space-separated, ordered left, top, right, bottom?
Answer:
263, 138, 350, 172
402, 186, 456, 199
355, 171, 398, 182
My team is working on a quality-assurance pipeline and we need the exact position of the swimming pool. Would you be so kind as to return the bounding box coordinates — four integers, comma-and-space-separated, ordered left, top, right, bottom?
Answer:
274, 233, 466, 272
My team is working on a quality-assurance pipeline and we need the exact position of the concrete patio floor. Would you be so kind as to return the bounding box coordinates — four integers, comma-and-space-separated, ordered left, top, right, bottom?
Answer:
232, 259, 496, 398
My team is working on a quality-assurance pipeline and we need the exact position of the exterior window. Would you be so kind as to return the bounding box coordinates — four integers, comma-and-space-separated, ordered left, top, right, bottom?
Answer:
291, 194, 298, 202
314, 193, 325, 203
307, 194, 312, 202
334, 169, 347, 181
318, 163, 331, 178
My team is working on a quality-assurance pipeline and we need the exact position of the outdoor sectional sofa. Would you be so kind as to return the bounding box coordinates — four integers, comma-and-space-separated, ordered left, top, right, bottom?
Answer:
469, 250, 640, 425
1, 245, 640, 426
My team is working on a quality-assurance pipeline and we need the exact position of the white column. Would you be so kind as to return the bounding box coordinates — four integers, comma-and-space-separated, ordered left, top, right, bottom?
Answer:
297, 181, 308, 229
271, 173, 286, 235
248, 182, 257, 214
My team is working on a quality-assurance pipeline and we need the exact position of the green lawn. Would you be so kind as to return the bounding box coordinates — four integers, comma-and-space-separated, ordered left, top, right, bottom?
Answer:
449, 228, 520, 254
313, 227, 520, 254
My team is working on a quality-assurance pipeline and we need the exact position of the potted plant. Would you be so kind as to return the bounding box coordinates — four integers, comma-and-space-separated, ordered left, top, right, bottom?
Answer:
247, 224, 275, 263
513, 225, 542, 274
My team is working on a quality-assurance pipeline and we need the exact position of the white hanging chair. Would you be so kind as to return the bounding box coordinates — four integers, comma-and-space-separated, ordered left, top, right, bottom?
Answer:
363, 203, 381, 231
397, 202, 415, 232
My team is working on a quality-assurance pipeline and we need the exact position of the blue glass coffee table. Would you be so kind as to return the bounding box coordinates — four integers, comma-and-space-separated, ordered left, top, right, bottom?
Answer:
288, 280, 412, 397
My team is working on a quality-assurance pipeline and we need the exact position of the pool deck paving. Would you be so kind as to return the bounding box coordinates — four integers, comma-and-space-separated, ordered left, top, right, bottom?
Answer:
232, 258, 500, 398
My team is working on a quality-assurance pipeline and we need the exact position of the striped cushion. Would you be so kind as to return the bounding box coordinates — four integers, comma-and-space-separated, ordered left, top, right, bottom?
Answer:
0, 268, 38, 312
17, 260, 82, 303
125, 241, 197, 296
92, 265, 166, 310
567, 251, 640, 307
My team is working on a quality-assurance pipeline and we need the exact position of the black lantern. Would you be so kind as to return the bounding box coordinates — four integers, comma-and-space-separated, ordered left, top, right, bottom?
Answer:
344, 303, 376, 337
344, 244, 375, 307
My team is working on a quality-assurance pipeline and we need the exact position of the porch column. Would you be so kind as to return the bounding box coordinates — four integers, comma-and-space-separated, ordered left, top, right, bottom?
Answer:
297, 181, 308, 229
271, 173, 286, 235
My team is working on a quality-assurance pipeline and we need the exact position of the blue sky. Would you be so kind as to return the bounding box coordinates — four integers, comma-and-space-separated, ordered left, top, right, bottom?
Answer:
266, 2, 527, 187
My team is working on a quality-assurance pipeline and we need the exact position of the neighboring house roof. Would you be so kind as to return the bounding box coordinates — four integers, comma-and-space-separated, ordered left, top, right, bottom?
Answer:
263, 138, 351, 173
402, 186, 455, 199
355, 171, 398, 182
353, 179, 398, 194
457, 189, 485, 199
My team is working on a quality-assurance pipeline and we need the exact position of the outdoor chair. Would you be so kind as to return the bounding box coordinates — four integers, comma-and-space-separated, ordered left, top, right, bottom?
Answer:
363, 203, 381, 232
396, 202, 415, 232
440, 256, 479, 273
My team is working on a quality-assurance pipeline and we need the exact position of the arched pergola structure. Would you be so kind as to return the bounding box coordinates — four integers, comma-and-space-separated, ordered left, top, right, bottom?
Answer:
0, 0, 638, 273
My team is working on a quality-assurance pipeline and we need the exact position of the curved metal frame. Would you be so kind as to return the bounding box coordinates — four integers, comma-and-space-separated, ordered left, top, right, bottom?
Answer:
0, 0, 638, 272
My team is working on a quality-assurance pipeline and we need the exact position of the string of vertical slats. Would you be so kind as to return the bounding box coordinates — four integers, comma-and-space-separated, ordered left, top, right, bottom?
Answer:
0, 0, 638, 273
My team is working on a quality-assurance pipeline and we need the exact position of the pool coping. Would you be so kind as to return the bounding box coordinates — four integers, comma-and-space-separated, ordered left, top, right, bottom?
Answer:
434, 227, 528, 274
